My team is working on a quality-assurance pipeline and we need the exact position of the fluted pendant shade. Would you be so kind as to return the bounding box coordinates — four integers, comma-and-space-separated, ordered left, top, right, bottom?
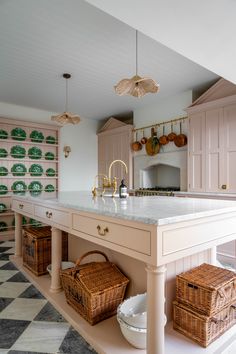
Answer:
114, 31, 159, 98
51, 73, 81, 125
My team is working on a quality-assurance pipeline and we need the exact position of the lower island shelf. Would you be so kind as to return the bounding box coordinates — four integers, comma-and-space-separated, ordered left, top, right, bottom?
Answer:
10, 256, 236, 354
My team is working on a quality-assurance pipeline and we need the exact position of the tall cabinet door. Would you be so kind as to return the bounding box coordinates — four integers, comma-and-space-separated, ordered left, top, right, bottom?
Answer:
223, 103, 236, 192
188, 112, 206, 192
205, 108, 224, 192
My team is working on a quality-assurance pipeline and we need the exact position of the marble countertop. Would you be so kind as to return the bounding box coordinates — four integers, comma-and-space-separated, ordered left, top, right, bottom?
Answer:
174, 191, 236, 199
12, 191, 236, 226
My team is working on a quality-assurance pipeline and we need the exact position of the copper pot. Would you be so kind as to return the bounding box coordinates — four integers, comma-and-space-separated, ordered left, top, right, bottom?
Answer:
131, 131, 142, 151
174, 122, 187, 148
141, 130, 147, 145
168, 122, 177, 142
159, 126, 169, 145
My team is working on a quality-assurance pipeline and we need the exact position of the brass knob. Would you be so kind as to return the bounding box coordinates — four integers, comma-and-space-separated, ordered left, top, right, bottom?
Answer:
221, 184, 227, 190
97, 225, 109, 236
19, 204, 24, 209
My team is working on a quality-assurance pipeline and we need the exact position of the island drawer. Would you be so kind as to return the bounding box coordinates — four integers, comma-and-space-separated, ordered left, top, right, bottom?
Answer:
72, 214, 151, 255
12, 199, 33, 215
34, 205, 70, 227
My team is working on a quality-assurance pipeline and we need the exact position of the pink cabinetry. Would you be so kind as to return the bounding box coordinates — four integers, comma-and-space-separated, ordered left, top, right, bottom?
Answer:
188, 101, 236, 194
97, 118, 133, 189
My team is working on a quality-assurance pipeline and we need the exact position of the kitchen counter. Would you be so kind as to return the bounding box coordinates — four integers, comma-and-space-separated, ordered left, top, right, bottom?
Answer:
11, 192, 236, 354
11, 191, 236, 225
174, 191, 236, 200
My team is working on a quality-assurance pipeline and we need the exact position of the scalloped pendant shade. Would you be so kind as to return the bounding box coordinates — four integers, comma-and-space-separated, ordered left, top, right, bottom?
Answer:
114, 31, 159, 98
51, 73, 81, 125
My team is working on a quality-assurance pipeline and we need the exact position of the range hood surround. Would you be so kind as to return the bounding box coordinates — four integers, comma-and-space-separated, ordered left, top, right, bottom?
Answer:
134, 150, 187, 190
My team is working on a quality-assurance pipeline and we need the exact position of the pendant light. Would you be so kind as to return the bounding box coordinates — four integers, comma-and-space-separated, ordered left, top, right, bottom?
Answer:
51, 73, 81, 125
114, 30, 160, 98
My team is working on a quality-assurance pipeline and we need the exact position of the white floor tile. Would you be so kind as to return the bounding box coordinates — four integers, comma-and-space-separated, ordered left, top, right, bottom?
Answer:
12, 321, 70, 353
0, 298, 47, 321
0, 270, 19, 282
0, 281, 30, 298
0, 261, 8, 268
0, 241, 15, 248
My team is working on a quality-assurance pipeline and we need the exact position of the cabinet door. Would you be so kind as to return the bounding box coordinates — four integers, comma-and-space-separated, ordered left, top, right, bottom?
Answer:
223, 103, 236, 192
98, 127, 133, 188
205, 108, 224, 192
188, 112, 206, 192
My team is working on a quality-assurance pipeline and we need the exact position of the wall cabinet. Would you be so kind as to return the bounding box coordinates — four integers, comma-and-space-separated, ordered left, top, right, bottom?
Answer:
188, 102, 236, 193
0, 118, 60, 240
97, 118, 133, 189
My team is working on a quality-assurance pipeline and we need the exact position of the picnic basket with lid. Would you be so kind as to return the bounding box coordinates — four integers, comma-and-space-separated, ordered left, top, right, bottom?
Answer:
60, 250, 129, 325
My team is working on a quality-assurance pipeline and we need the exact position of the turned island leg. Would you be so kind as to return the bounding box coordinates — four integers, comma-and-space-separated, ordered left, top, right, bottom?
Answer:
146, 264, 167, 354
50, 227, 62, 293
15, 212, 22, 257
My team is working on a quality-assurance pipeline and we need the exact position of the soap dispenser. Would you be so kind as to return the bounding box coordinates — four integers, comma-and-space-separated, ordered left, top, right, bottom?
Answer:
119, 179, 127, 198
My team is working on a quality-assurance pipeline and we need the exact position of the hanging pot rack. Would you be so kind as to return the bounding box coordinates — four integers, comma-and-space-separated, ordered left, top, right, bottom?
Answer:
133, 115, 188, 132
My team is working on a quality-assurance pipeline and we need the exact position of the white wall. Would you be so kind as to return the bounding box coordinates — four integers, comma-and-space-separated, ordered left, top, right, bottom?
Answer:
59, 119, 99, 191
0, 102, 99, 191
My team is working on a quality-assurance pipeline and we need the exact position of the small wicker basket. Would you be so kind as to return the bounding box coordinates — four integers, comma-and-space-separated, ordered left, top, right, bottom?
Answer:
176, 263, 236, 316
173, 300, 236, 347
23, 226, 68, 276
60, 250, 129, 325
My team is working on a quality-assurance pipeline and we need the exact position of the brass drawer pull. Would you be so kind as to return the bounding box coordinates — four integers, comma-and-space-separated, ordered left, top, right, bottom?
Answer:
221, 184, 227, 190
19, 204, 24, 209
97, 225, 109, 236
46, 211, 52, 218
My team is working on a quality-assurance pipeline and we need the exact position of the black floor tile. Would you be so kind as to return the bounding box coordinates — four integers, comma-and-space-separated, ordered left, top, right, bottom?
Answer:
8, 351, 52, 354
0, 247, 12, 253
59, 327, 97, 354
19, 284, 45, 299
0, 261, 18, 270
0, 253, 13, 260
0, 297, 14, 311
7, 271, 29, 283
0, 319, 30, 349
34, 301, 65, 322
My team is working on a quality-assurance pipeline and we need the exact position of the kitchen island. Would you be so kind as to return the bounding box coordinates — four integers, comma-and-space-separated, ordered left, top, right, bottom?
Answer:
11, 192, 236, 354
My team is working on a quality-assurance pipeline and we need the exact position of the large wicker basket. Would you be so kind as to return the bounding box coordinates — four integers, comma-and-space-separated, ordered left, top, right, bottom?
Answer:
173, 300, 236, 347
23, 226, 68, 276
176, 263, 236, 316
60, 250, 129, 325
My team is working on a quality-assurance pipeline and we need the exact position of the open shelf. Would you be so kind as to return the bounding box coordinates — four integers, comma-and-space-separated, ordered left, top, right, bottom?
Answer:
10, 256, 236, 354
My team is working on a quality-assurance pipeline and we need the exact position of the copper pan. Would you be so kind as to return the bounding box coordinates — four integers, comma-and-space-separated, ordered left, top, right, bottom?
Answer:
168, 122, 177, 142
159, 125, 169, 145
174, 122, 187, 147
131, 131, 142, 151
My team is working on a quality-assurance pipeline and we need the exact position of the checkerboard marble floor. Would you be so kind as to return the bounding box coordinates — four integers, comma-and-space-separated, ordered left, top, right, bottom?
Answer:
0, 240, 98, 354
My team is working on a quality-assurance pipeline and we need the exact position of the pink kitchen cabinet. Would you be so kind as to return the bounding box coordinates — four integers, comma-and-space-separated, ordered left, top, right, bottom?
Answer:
187, 79, 236, 194
97, 118, 133, 189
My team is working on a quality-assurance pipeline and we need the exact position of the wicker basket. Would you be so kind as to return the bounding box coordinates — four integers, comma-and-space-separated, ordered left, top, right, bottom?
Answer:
60, 250, 129, 325
176, 263, 236, 316
173, 300, 236, 347
23, 226, 68, 276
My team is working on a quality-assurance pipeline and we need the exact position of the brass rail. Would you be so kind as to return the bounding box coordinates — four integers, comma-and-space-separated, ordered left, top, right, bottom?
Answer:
133, 115, 188, 132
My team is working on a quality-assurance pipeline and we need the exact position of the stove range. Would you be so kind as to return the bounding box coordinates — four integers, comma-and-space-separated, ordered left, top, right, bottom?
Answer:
135, 187, 180, 196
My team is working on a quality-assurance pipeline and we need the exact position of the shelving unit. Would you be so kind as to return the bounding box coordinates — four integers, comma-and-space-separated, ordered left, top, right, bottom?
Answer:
0, 117, 60, 240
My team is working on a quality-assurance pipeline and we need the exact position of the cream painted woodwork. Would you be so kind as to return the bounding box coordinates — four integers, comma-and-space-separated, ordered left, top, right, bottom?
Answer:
11, 195, 236, 354
97, 118, 133, 189
0, 117, 60, 241
187, 100, 236, 193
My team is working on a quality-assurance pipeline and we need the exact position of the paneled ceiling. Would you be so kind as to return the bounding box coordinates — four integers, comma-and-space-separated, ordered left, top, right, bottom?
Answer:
0, 0, 218, 121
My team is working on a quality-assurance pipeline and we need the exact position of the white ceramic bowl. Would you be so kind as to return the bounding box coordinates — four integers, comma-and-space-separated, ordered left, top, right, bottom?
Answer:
47, 261, 75, 276
117, 316, 146, 349
117, 293, 147, 329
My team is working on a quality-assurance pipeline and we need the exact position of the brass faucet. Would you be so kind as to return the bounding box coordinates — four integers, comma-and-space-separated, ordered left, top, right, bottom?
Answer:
92, 174, 108, 197
103, 159, 128, 197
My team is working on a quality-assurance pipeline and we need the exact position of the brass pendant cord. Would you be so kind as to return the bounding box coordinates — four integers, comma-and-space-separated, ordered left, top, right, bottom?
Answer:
65, 76, 68, 112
